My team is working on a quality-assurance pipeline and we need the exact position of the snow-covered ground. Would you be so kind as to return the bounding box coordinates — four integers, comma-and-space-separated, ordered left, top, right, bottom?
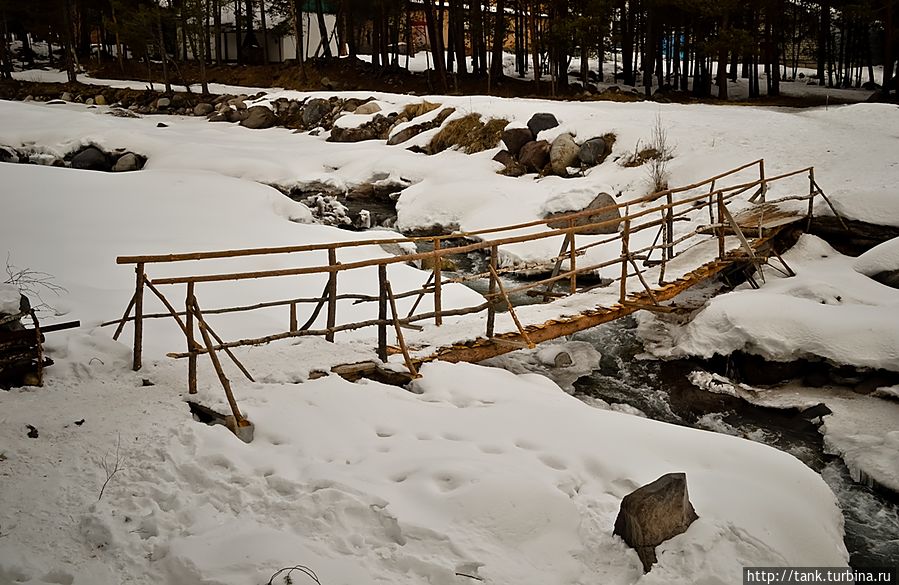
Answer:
640, 234, 899, 371
2, 76, 896, 583
689, 370, 899, 495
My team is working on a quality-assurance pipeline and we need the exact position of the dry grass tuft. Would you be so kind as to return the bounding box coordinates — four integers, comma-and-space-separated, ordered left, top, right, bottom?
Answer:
429, 113, 510, 155
429, 113, 484, 154
402, 100, 442, 120
620, 145, 662, 168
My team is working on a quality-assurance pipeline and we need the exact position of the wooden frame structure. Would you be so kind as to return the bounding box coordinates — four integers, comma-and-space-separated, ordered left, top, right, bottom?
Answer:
106, 160, 843, 431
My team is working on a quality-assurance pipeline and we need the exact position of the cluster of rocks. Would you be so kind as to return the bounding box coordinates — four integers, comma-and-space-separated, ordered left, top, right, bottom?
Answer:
493, 112, 614, 178
29, 89, 211, 116
283, 173, 410, 231
200, 93, 462, 148
0, 143, 145, 173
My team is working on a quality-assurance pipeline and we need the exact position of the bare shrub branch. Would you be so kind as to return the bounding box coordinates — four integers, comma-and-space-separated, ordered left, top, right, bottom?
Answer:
4, 254, 67, 311
265, 565, 322, 585
98, 434, 124, 501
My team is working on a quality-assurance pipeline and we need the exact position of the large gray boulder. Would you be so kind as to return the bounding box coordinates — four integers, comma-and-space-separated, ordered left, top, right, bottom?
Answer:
240, 106, 277, 129
353, 102, 382, 115
0, 146, 18, 163
613, 473, 699, 573
112, 153, 142, 172
224, 108, 249, 123
546, 192, 620, 235
492, 150, 513, 167
501, 127, 534, 156
194, 102, 215, 116
71, 146, 111, 171
527, 112, 559, 136
519, 140, 551, 173
550, 133, 580, 176
329, 114, 395, 143
302, 98, 332, 128
156, 97, 171, 109
578, 137, 610, 166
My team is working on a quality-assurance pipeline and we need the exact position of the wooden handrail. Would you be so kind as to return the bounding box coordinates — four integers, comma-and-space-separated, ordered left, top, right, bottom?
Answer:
113, 161, 825, 430
117, 160, 774, 266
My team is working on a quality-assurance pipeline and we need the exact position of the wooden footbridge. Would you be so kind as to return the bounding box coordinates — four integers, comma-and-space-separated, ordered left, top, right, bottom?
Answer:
108, 160, 843, 434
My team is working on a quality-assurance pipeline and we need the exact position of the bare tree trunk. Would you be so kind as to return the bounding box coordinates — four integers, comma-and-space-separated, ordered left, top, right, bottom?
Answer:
530, 1, 540, 84
423, 0, 447, 89
490, 0, 506, 78
235, 0, 243, 62
818, 0, 829, 85
315, 0, 331, 58
156, 3, 171, 92
292, 0, 305, 78
260, 0, 269, 63
621, 0, 635, 86
213, 0, 222, 63
64, 0, 78, 82
472, 0, 487, 74
0, 10, 11, 80
717, 16, 728, 99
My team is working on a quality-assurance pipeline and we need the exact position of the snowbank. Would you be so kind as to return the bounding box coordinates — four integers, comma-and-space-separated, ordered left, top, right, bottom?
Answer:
853, 236, 899, 276
0, 356, 848, 585
0, 163, 481, 357
641, 235, 899, 371
2, 93, 899, 262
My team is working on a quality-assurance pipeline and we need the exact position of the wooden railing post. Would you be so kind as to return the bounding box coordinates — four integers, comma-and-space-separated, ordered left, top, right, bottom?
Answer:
377, 265, 388, 362
433, 238, 443, 325
289, 302, 298, 333
717, 192, 726, 260
619, 218, 630, 303
708, 179, 716, 223
568, 219, 577, 294
486, 245, 497, 337
186, 282, 197, 395
759, 159, 767, 202
665, 192, 674, 261
132, 262, 145, 371
326, 249, 338, 342
807, 167, 816, 230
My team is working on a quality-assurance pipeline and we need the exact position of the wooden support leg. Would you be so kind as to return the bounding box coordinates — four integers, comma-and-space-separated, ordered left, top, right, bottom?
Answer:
191, 298, 246, 426
111, 293, 136, 341
378, 265, 388, 362
488, 264, 534, 348
186, 282, 197, 395
132, 262, 145, 371
433, 238, 443, 325
385, 280, 419, 377
487, 245, 497, 337
326, 249, 338, 342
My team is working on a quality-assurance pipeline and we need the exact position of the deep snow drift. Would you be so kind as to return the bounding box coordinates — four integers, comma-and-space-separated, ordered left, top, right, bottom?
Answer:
2, 83, 893, 583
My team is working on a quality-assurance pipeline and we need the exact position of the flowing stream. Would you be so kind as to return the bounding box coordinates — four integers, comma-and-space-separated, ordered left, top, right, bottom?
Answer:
568, 317, 899, 568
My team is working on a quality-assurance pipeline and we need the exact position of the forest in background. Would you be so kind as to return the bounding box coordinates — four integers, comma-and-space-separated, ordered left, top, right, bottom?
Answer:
0, 0, 895, 101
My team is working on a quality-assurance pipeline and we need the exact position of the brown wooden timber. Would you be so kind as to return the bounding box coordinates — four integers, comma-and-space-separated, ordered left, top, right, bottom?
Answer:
433, 238, 443, 325
191, 299, 245, 424
116, 160, 772, 267
385, 280, 418, 377
488, 264, 534, 349
133, 263, 145, 371
186, 282, 197, 395
326, 249, 338, 342
413, 229, 786, 366
111, 292, 136, 341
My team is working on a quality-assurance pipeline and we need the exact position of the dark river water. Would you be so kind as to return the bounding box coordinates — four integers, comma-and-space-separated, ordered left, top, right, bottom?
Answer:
568, 317, 899, 569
